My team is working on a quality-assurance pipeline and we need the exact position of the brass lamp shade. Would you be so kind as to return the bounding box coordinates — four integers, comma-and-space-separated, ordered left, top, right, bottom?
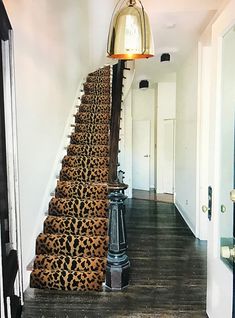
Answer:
107, 0, 154, 60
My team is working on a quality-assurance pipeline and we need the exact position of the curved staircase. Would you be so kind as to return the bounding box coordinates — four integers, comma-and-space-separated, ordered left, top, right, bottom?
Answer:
30, 66, 112, 291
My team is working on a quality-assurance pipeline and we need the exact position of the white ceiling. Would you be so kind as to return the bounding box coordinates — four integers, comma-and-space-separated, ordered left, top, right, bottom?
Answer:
133, 0, 225, 81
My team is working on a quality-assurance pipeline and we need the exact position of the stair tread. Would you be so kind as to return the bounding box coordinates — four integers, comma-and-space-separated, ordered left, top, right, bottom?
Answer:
33, 254, 106, 272
37, 232, 108, 240
36, 233, 108, 257
45, 215, 108, 221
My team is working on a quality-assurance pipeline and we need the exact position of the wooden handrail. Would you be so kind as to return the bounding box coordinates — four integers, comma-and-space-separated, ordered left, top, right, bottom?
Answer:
108, 60, 126, 183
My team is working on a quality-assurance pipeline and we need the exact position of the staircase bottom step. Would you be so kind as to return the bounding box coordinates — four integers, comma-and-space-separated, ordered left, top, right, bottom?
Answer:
30, 269, 105, 291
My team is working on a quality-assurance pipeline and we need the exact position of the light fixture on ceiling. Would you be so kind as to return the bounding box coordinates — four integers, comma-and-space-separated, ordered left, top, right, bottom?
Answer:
160, 53, 170, 62
107, 0, 154, 60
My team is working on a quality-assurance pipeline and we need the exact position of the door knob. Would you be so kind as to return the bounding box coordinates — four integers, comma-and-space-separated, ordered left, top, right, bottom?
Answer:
202, 205, 208, 213
230, 189, 235, 202
220, 205, 226, 213
221, 246, 235, 259
144, 155, 149, 158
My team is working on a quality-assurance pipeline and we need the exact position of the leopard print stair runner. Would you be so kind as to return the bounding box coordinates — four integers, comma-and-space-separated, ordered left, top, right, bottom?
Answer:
30, 65, 111, 291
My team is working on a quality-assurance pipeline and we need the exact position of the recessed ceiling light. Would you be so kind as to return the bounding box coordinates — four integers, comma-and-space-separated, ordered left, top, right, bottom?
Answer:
165, 23, 176, 29
160, 53, 171, 62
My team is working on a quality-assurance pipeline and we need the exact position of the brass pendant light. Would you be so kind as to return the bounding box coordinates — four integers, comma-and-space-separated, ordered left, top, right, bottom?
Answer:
107, 0, 154, 60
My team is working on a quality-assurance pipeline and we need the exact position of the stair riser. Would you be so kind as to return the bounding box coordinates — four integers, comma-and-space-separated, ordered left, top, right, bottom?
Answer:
75, 113, 110, 125
44, 216, 108, 236
81, 95, 110, 105
30, 270, 104, 291
70, 133, 109, 146
62, 156, 109, 169
75, 124, 109, 134
55, 182, 108, 200
60, 167, 108, 182
79, 104, 110, 113
86, 76, 110, 83
48, 198, 108, 218
88, 66, 110, 77
36, 234, 108, 257
67, 145, 109, 157
83, 83, 110, 95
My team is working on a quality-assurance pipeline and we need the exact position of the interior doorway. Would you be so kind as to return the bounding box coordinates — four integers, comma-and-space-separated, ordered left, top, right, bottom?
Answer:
156, 82, 176, 202
132, 120, 150, 190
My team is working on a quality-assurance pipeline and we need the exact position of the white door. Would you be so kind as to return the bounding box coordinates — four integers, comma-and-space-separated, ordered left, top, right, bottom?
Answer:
162, 119, 175, 194
132, 120, 150, 190
207, 22, 235, 318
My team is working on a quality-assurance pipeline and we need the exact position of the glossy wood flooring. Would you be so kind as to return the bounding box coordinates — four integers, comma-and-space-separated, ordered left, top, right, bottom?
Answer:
22, 199, 207, 318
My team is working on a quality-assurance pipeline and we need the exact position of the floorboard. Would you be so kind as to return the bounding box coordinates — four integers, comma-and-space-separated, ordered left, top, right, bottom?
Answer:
21, 199, 207, 318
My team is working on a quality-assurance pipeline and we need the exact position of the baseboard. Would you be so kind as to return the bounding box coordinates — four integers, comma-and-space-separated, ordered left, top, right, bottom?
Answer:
174, 199, 196, 236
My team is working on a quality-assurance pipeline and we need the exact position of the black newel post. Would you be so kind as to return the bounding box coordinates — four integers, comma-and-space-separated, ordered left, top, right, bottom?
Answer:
105, 183, 130, 291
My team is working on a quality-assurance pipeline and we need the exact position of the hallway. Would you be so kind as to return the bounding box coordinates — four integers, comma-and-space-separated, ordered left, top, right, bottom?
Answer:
22, 199, 207, 318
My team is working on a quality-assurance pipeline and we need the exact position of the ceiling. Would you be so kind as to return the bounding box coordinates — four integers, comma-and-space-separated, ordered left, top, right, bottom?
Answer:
131, 0, 225, 82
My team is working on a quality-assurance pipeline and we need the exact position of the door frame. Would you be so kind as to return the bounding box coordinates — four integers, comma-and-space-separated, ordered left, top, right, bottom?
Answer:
196, 43, 211, 240
0, 2, 23, 317
233, 116, 235, 317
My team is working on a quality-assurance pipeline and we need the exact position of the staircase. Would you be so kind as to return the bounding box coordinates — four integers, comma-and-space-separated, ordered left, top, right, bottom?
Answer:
30, 66, 112, 291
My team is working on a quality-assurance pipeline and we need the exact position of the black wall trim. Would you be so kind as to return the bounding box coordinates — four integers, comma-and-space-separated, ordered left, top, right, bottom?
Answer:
0, 1, 12, 41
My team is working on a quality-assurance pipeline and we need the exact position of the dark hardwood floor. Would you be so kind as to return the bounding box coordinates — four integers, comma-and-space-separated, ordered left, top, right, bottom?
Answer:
21, 199, 207, 318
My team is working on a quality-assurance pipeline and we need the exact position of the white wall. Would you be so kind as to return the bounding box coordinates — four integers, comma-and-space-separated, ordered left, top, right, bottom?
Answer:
119, 90, 133, 198
157, 82, 176, 194
4, 0, 91, 289
119, 62, 135, 198
87, 0, 116, 71
175, 46, 198, 234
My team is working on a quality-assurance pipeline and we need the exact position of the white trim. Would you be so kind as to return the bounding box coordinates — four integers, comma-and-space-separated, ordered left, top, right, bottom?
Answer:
195, 42, 202, 240
0, 227, 5, 318
38, 80, 84, 219
195, 43, 211, 241
6, 297, 11, 318
175, 200, 196, 236
22, 79, 84, 289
